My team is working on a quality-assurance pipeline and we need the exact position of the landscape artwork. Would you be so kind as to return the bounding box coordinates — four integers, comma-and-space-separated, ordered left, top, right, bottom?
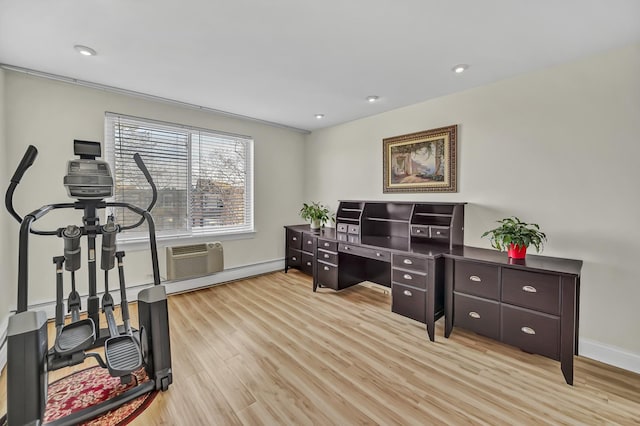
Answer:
383, 125, 457, 193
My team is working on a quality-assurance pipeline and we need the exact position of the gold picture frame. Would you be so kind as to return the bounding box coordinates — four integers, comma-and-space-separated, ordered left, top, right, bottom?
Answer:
383, 125, 457, 193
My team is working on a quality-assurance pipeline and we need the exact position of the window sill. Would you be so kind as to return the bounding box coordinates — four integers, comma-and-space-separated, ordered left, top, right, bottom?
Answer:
116, 229, 256, 252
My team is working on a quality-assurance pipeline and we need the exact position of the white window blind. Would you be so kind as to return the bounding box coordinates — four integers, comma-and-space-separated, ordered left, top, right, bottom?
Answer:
104, 113, 254, 241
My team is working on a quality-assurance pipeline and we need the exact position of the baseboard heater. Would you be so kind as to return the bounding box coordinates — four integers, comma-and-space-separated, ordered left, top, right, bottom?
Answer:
166, 242, 224, 281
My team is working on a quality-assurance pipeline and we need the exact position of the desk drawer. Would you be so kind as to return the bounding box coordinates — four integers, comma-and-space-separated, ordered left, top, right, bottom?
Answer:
288, 248, 301, 267
318, 249, 338, 265
318, 239, 337, 252
501, 269, 560, 315
392, 283, 426, 323
454, 293, 500, 340
317, 261, 338, 290
287, 229, 302, 250
392, 254, 428, 271
347, 224, 360, 235
501, 304, 560, 360
301, 252, 314, 275
410, 225, 430, 237
336, 223, 348, 233
302, 234, 316, 252
455, 261, 500, 300
339, 244, 390, 262
430, 226, 450, 240
392, 268, 427, 289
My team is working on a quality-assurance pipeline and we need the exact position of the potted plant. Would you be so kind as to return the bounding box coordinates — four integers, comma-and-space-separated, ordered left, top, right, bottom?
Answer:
481, 216, 547, 259
299, 202, 334, 231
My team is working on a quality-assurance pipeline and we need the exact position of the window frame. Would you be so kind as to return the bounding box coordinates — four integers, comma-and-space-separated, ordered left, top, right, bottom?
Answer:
104, 112, 255, 246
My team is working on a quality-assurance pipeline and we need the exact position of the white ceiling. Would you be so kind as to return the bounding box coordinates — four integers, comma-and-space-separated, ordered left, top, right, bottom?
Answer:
1, 0, 639, 132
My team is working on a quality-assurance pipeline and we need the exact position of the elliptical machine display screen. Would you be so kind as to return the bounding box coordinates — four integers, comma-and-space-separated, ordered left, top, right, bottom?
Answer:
63, 139, 114, 199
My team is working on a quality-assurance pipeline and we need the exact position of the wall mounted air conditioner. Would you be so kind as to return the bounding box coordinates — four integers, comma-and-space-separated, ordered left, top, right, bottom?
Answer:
166, 242, 224, 281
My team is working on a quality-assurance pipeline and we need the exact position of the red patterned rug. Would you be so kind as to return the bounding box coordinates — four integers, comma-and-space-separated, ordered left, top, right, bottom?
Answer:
1, 366, 157, 426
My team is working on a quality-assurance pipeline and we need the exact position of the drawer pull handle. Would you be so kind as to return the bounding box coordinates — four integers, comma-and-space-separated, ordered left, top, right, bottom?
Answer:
324, 242, 330, 247
323, 266, 330, 271
403, 274, 412, 280
306, 261, 312, 266
522, 285, 537, 293
376, 252, 382, 257
436, 231, 442, 235
469, 275, 481, 282
292, 237, 297, 241
324, 254, 330, 258
469, 311, 481, 319
292, 257, 297, 261
403, 290, 412, 297
307, 240, 312, 244
521, 326, 536, 335
344, 246, 350, 250
416, 229, 422, 233
403, 259, 413, 265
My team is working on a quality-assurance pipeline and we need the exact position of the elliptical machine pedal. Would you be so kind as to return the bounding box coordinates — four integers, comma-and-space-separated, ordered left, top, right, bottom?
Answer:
105, 335, 143, 377
54, 318, 96, 356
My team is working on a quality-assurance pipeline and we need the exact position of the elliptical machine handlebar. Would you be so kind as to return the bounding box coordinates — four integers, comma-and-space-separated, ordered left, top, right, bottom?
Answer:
5, 145, 38, 223
134, 153, 157, 213
119, 153, 157, 231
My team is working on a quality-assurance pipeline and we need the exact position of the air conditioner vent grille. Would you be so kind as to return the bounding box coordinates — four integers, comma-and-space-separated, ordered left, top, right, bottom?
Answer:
166, 242, 224, 281
172, 243, 208, 256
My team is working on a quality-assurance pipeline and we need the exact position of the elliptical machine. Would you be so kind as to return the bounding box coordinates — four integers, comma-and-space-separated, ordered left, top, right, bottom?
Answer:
4, 140, 172, 426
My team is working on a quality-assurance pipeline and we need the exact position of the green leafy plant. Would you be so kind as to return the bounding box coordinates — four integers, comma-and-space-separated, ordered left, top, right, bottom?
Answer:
481, 216, 547, 253
299, 202, 335, 229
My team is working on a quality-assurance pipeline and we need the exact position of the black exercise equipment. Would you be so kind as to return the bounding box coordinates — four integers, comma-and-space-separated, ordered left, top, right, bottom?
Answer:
4, 140, 173, 426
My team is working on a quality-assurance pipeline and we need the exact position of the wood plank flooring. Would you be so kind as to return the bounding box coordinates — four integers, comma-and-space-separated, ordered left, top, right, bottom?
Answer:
2, 270, 640, 424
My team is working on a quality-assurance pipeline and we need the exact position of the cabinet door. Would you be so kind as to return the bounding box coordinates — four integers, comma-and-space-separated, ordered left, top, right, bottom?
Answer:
392, 254, 428, 271
454, 293, 500, 340
301, 252, 314, 275
455, 261, 500, 300
287, 229, 302, 250
317, 261, 339, 290
392, 268, 427, 289
302, 234, 316, 253
317, 239, 337, 252
501, 304, 560, 360
288, 248, 301, 267
392, 284, 426, 323
318, 249, 338, 265
501, 269, 560, 315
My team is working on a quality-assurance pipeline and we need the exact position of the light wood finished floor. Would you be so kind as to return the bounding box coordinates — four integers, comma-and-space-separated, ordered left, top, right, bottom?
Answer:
2, 270, 640, 425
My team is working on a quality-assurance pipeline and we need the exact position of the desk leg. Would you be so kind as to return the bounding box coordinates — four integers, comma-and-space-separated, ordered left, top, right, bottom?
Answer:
426, 287, 435, 342
560, 275, 577, 385
444, 258, 454, 338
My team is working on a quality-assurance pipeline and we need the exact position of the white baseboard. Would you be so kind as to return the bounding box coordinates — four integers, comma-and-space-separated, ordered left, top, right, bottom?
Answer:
579, 338, 640, 374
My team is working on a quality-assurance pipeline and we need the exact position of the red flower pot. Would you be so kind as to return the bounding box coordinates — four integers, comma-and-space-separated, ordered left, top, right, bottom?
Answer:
507, 244, 527, 259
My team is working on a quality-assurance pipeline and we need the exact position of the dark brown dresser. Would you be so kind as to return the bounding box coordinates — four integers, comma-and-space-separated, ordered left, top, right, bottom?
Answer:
444, 246, 582, 385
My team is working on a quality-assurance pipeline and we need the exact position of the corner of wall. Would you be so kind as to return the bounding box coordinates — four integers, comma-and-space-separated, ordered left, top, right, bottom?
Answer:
0, 67, 9, 371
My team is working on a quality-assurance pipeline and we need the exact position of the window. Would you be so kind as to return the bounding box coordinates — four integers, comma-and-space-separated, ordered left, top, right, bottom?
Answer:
104, 113, 254, 242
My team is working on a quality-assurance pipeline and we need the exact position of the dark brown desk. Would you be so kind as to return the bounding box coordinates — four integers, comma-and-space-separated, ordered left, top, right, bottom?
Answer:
284, 200, 582, 385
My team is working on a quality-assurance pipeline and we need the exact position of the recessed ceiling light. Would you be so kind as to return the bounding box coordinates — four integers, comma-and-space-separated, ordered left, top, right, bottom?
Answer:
315, 114, 325, 119
366, 95, 379, 103
452, 64, 469, 73
74, 45, 97, 56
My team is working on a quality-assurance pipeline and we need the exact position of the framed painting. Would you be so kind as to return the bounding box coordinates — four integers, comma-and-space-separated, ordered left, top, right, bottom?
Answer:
383, 125, 457, 193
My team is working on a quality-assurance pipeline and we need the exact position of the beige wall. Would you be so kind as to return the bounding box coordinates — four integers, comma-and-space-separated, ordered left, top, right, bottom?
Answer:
305, 44, 640, 362
4, 71, 306, 305
0, 68, 10, 329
